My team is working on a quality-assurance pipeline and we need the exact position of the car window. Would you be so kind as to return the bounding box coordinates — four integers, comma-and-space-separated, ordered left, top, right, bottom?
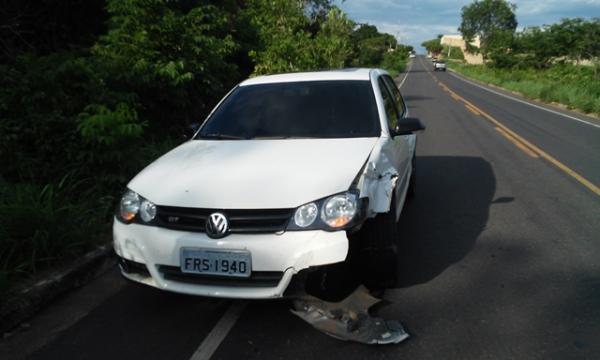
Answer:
382, 75, 406, 117
377, 77, 400, 130
197, 80, 380, 139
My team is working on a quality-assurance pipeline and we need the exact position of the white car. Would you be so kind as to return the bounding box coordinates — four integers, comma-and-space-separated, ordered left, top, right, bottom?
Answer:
113, 68, 424, 299
434, 61, 446, 71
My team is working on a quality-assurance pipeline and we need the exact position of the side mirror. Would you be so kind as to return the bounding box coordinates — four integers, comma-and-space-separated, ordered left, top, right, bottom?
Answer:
391, 117, 425, 136
183, 122, 201, 140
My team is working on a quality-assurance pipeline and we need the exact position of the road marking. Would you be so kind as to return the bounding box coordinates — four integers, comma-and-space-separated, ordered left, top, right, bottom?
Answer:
447, 71, 600, 129
419, 57, 600, 196
189, 301, 246, 360
398, 59, 413, 89
495, 127, 539, 158
465, 103, 481, 115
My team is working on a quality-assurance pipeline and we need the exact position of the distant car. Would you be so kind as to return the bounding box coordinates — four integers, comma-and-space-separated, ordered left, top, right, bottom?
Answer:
409, 53, 416, 58
113, 68, 425, 299
434, 61, 446, 71
426, 54, 432, 59
431, 57, 438, 63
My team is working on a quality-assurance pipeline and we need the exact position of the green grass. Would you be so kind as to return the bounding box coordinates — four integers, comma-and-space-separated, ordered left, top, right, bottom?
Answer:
0, 177, 110, 297
446, 62, 600, 115
0, 138, 177, 299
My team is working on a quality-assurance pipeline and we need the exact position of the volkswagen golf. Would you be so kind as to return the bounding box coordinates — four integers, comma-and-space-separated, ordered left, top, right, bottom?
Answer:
113, 68, 424, 299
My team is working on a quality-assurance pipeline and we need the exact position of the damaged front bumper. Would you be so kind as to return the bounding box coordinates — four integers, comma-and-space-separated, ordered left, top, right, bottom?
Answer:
113, 219, 350, 299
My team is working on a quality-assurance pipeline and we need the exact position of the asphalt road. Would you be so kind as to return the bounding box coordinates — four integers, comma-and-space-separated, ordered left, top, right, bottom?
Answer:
2, 56, 599, 360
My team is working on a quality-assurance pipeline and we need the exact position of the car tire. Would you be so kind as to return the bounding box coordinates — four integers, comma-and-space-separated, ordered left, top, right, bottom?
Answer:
304, 261, 360, 302
359, 194, 399, 290
304, 195, 401, 299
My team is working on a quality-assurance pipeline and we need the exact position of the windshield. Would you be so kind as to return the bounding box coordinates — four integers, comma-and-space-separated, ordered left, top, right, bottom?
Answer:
196, 80, 380, 139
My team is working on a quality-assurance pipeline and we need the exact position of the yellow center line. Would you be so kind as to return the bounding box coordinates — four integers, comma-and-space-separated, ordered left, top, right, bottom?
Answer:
464, 103, 481, 115
495, 127, 539, 158
423, 62, 600, 196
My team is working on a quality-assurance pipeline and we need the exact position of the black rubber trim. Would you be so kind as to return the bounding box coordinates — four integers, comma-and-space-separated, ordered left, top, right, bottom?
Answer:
119, 257, 151, 277
157, 265, 283, 288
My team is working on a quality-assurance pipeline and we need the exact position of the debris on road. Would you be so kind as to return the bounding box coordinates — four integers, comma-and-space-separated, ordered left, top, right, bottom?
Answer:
291, 285, 409, 345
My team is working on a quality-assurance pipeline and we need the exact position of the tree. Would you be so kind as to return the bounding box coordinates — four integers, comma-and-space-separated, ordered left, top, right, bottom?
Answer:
459, 0, 517, 58
246, 0, 313, 74
313, 8, 354, 69
421, 38, 443, 55
514, 26, 558, 68
442, 45, 465, 60
0, 0, 107, 62
93, 0, 241, 130
549, 18, 600, 63
510, 18, 600, 70
350, 24, 397, 67
246, 1, 354, 74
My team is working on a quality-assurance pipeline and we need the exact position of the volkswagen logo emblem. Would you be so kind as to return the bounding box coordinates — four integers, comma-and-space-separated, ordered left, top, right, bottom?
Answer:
206, 212, 229, 238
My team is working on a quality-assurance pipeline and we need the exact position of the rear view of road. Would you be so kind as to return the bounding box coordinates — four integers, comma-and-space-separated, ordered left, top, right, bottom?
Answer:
2, 57, 599, 360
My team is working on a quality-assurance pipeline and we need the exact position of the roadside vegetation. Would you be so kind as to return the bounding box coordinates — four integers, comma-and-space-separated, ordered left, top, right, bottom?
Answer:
0, 0, 413, 297
447, 62, 600, 114
422, 0, 600, 115
421, 36, 465, 61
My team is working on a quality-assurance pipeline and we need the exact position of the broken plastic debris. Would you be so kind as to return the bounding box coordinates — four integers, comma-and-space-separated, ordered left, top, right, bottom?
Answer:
291, 285, 409, 345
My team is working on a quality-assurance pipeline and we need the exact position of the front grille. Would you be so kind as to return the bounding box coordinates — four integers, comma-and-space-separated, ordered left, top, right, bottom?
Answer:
158, 265, 283, 287
155, 206, 292, 234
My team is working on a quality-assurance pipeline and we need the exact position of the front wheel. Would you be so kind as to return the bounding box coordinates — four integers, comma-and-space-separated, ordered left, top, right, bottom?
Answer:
359, 195, 399, 290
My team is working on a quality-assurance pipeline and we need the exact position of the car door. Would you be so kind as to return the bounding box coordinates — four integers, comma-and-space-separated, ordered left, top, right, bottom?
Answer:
376, 76, 411, 217
381, 75, 416, 160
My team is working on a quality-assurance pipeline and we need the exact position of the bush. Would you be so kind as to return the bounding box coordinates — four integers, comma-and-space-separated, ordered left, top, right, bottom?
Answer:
381, 50, 407, 77
442, 45, 465, 61
0, 178, 109, 295
488, 51, 518, 68
0, 52, 112, 182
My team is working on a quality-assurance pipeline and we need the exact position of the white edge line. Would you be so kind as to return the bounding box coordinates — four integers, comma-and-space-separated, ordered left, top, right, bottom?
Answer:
398, 60, 412, 89
189, 301, 247, 360
447, 70, 600, 129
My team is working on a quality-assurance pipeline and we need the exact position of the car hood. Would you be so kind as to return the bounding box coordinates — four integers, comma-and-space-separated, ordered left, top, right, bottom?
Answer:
128, 138, 378, 209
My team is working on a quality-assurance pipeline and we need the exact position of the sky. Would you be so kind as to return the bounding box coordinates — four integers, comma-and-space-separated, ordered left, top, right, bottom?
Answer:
335, 0, 600, 53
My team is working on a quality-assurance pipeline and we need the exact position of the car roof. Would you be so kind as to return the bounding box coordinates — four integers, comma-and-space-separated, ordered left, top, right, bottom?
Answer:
240, 68, 381, 86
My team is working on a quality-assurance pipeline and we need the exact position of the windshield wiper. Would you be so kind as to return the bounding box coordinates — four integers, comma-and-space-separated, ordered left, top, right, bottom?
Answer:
196, 133, 247, 140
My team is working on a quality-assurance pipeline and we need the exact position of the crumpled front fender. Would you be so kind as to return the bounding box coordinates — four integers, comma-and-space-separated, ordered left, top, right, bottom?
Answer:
355, 141, 398, 217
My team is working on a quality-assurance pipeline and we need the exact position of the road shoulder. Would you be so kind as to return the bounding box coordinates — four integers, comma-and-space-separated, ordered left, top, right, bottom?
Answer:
446, 66, 600, 126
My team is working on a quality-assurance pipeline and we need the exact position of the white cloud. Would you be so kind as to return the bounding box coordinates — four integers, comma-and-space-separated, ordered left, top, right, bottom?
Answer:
374, 22, 458, 49
336, 0, 600, 52
516, 0, 600, 15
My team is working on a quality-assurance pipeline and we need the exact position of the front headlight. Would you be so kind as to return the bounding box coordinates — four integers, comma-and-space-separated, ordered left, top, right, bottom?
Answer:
139, 199, 157, 222
118, 189, 156, 223
294, 202, 318, 227
320, 193, 358, 228
119, 190, 140, 221
287, 191, 363, 231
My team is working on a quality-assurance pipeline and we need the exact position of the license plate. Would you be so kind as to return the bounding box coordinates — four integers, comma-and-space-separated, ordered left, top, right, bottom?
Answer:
180, 248, 251, 278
